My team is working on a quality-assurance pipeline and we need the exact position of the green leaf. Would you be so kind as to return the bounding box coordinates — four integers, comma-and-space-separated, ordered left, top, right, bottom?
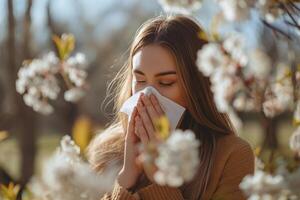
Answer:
0, 183, 20, 200
52, 33, 75, 60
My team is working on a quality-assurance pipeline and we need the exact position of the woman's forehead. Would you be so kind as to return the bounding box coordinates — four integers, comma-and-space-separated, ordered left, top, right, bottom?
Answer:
132, 44, 177, 73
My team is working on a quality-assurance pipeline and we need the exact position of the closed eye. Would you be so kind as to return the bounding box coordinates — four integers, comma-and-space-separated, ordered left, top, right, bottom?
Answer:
159, 82, 175, 86
136, 80, 146, 83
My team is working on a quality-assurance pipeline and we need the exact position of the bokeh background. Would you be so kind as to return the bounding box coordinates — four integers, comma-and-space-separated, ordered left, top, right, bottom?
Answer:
0, 0, 294, 188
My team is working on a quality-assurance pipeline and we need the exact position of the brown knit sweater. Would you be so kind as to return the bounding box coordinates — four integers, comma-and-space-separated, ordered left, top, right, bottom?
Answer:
100, 134, 255, 200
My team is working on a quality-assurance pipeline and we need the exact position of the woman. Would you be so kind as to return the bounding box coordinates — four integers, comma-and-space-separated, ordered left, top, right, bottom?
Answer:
87, 15, 255, 200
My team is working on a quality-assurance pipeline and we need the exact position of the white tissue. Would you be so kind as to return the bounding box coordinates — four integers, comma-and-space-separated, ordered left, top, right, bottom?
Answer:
119, 86, 186, 131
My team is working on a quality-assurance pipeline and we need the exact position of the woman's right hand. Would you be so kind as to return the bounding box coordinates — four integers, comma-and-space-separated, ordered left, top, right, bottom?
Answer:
117, 106, 142, 189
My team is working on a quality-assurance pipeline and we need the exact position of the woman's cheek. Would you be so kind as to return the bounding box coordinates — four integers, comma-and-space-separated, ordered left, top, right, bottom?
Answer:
159, 87, 178, 101
161, 87, 187, 107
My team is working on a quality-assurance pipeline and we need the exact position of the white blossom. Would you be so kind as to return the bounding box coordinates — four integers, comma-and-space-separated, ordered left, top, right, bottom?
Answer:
262, 97, 284, 118
158, 0, 202, 14
64, 88, 85, 102
223, 33, 248, 66
196, 43, 227, 76
16, 51, 88, 114
261, 64, 293, 118
248, 49, 271, 79
255, 0, 284, 23
32, 135, 118, 200
211, 76, 232, 112
196, 35, 247, 114
16, 52, 60, 114
67, 68, 87, 87
153, 129, 200, 187
210, 70, 239, 113
217, 0, 252, 21
233, 93, 256, 112
64, 53, 88, 87
33, 101, 54, 115
255, 156, 265, 172
240, 170, 286, 198
272, 65, 293, 108
66, 53, 88, 69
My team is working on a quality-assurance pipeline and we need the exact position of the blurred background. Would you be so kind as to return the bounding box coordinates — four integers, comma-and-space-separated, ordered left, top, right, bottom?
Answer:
0, 0, 294, 189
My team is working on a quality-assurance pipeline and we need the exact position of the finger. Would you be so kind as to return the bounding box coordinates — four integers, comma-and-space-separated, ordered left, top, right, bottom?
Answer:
141, 94, 160, 121
135, 115, 149, 145
141, 95, 160, 141
150, 94, 165, 116
127, 107, 138, 141
137, 99, 156, 140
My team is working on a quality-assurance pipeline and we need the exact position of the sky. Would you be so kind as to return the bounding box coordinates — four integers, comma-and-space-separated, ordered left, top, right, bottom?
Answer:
0, 0, 273, 54
0, 0, 159, 45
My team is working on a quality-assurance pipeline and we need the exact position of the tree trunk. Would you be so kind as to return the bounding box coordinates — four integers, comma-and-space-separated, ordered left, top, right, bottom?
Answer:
7, 0, 37, 187
19, 0, 37, 186
262, 116, 279, 150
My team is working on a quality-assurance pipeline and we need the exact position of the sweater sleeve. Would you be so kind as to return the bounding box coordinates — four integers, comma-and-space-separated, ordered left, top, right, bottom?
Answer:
138, 184, 185, 200
211, 141, 255, 200
100, 181, 137, 200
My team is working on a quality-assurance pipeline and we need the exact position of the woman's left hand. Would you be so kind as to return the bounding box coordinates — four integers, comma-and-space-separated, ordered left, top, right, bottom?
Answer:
135, 92, 165, 145
135, 93, 166, 183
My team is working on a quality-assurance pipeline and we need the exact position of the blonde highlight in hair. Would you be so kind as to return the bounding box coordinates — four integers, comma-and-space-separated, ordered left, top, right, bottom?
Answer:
87, 14, 235, 200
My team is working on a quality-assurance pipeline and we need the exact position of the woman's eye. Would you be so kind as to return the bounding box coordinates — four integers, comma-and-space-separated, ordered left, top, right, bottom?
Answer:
159, 82, 174, 86
136, 80, 146, 83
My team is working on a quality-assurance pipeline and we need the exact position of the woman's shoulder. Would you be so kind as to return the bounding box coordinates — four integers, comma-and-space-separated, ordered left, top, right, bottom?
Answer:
212, 133, 255, 181
215, 134, 253, 158
203, 134, 255, 199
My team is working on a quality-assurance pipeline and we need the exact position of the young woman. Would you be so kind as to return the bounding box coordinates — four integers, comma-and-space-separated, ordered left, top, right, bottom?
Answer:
88, 15, 255, 200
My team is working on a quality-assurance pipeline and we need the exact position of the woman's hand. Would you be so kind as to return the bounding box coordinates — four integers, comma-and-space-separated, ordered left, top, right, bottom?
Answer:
135, 93, 165, 182
117, 106, 142, 189
135, 93, 165, 145
117, 93, 165, 189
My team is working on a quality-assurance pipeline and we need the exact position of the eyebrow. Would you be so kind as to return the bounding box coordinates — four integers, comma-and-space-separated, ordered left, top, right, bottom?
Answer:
133, 69, 177, 77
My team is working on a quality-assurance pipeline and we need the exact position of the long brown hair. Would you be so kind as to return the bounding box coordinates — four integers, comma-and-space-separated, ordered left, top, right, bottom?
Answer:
88, 15, 236, 199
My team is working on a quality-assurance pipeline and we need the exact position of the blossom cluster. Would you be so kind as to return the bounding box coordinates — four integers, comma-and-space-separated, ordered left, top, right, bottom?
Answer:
158, 0, 202, 14
140, 129, 201, 187
16, 51, 87, 115
28, 135, 118, 200
158, 0, 287, 22
240, 168, 300, 199
196, 33, 267, 130
216, 0, 285, 22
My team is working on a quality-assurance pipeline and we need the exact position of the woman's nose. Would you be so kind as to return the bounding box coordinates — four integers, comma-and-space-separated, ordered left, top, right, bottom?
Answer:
143, 84, 159, 91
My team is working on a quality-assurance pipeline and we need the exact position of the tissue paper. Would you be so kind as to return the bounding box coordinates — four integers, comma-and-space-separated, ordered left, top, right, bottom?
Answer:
119, 86, 186, 131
